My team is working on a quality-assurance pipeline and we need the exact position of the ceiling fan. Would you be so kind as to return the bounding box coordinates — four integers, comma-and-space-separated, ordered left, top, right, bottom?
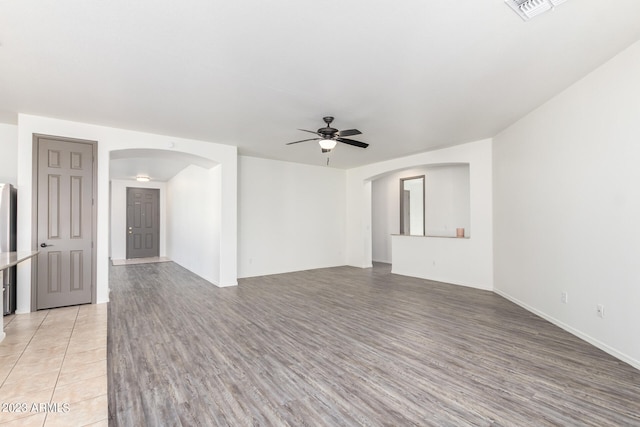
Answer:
286, 116, 369, 153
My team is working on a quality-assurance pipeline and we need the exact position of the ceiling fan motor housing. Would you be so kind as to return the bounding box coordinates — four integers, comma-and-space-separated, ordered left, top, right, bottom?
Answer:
285, 115, 368, 150
319, 117, 338, 138
318, 127, 338, 138
318, 116, 336, 137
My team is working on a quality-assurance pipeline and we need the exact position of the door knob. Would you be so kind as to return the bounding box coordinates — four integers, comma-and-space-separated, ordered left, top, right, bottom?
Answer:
40, 243, 54, 248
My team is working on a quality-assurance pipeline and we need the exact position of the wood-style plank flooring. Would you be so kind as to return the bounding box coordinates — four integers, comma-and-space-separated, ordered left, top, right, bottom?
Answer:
107, 262, 640, 426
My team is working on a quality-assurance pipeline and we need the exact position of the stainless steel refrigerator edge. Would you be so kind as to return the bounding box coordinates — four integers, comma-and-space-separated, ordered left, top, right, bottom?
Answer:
0, 183, 17, 315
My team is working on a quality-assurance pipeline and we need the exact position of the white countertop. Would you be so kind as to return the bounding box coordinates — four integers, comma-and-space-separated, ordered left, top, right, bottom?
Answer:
0, 251, 39, 271
1, 251, 39, 343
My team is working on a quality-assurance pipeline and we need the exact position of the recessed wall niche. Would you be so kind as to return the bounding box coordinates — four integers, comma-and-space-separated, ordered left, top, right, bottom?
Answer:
371, 163, 470, 263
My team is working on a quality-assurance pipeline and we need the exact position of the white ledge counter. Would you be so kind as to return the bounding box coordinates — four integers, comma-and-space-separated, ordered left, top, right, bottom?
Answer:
391, 234, 471, 239
391, 235, 492, 291
1, 251, 39, 342
0, 251, 39, 271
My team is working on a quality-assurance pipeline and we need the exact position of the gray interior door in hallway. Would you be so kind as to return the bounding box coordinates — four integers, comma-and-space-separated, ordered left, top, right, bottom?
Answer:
36, 134, 96, 310
126, 187, 159, 259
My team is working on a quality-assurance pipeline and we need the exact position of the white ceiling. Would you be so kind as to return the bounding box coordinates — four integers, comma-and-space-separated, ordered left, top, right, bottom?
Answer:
109, 149, 217, 182
1, 0, 640, 170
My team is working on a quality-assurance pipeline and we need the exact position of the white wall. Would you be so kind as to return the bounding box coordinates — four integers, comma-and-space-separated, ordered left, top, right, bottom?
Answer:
110, 179, 167, 260
16, 114, 237, 312
347, 139, 492, 289
167, 165, 221, 285
372, 171, 404, 263
493, 40, 640, 369
238, 156, 346, 278
0, 124, 18, 185
425, 165, 470, 237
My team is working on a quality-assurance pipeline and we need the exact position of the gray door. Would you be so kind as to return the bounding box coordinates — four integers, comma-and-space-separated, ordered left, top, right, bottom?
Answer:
37, 136, 95, 310
126, 187, 159, 259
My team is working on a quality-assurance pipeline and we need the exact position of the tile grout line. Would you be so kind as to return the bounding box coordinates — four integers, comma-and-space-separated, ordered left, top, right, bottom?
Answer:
44, 307, 110, 426
0, 309, 50, 389
42, 307, 79, 426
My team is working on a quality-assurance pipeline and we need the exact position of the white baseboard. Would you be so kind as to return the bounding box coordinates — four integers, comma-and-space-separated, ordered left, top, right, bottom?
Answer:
216, 281, 238, 288
494, 289, 640, 371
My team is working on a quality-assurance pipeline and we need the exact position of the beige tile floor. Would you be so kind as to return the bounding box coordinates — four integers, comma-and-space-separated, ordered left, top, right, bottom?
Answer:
0, 304, 108, 426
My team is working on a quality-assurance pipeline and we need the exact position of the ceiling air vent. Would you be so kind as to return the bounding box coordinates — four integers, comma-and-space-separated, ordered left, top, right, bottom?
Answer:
505, 0, 567, 21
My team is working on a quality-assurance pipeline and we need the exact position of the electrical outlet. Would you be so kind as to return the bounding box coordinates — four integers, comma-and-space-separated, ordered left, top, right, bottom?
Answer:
597, 304, 605, 318
561, 292, 568, 304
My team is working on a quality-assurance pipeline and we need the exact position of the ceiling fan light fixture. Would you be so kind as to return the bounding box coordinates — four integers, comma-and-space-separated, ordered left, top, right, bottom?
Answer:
318, 138, 337, 150
285, 116, 368, 152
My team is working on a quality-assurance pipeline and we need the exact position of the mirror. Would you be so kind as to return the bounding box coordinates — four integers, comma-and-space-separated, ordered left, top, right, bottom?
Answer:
400, 175, 425, 235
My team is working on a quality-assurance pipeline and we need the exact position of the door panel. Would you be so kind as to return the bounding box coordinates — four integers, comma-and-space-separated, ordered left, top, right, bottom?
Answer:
126, 188, 159, 259
70, 176, 83, 238
70, 250, 84, 291
37, 136, 94, 310
47, 252, 62, 293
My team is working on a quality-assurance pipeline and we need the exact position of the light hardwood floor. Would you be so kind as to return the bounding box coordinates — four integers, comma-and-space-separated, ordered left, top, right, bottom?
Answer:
107, 262, 640, 426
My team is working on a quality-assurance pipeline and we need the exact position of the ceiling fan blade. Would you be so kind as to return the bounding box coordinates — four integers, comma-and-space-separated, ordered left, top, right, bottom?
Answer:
286, 138, 320, 145
337, 138, 369, 148
337, 129, 362, 137
297, 129, 319, 135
